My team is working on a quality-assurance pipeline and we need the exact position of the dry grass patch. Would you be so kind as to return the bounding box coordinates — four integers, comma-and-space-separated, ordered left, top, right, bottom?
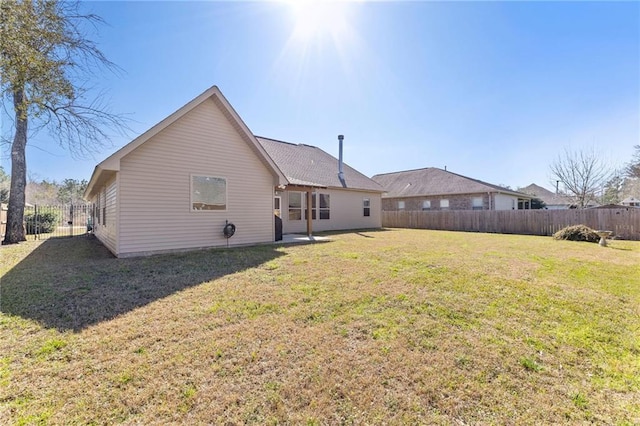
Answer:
1, 230, 639, 424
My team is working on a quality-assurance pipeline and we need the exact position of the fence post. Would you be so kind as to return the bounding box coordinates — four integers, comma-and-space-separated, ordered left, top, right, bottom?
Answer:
34, 204, 39, 240
69, 204, 74, 238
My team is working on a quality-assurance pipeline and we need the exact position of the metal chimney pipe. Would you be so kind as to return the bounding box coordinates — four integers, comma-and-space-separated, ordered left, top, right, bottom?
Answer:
338, 135, 344, 180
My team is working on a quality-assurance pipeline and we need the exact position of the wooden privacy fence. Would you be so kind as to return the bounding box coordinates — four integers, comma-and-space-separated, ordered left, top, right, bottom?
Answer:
382, 208, 640, 240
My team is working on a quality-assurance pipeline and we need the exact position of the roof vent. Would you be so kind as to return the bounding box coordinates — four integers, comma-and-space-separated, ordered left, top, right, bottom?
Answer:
338, 135, 346, 187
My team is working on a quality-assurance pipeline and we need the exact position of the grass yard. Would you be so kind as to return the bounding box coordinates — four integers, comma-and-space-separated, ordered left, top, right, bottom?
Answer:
1, 229, 639, 425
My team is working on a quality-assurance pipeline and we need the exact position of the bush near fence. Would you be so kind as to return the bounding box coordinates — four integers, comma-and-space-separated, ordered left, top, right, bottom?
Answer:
382, 208, 640, 241
24, 211, 60, 234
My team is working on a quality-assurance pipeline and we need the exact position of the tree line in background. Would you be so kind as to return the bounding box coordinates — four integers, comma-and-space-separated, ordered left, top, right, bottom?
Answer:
0, 166, 87, 205
550, 145, 640, 208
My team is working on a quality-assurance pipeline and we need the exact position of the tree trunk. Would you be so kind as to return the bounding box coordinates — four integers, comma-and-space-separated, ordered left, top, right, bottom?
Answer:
3, 86, 28, 244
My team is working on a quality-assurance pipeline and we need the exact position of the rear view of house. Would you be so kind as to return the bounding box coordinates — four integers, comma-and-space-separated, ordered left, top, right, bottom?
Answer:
85, 86, 383, 257
372, 167, 532, 211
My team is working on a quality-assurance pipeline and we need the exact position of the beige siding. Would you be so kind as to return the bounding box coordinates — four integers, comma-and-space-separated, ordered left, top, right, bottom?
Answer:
93, 175, 118, 255
280, 189, 381, 234
117, 98, 274, 256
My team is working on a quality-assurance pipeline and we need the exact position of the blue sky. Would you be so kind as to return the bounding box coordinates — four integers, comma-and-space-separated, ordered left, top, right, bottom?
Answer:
3, 0, 639, 191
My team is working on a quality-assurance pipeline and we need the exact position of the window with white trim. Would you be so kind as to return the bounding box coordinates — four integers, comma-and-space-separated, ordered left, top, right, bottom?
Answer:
318, 193, 330, 219
472, 197, 483, 210
398, 201, 405, 210
440, 199, 449, 210
191, 175, 227, 210
363, 198, 371, 217
422, 200, 431, 210
289, 192, 302, 220
274, 196, 282, 217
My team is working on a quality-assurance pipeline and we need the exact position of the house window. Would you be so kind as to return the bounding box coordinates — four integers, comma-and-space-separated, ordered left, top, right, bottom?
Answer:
274, 196, 281, 217
422, 200, 431, 210
472, 197, 483, 210
398, 201, 405, 210
191, 175, 227, 210
363, 198, 371, 217
440, 199, 449, 210
96, 197, 100, 225
289, 192, 302, 220
319, 193, 330, 219
102, 207, 106, 225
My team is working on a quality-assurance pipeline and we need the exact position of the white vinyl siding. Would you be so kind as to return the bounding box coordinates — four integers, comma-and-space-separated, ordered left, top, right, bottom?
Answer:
93, 175, 117, 255
117, 97, 275, 256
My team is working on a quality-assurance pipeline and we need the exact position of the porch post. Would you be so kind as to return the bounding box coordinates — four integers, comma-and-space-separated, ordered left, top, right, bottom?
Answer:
306, 190, 313, 236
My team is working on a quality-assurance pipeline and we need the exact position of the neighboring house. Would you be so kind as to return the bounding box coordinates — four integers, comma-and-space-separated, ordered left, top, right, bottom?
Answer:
621, 197, 640, 207
372, 167, 532, 211
519, 183, 599, 209
84, 85, 383, 258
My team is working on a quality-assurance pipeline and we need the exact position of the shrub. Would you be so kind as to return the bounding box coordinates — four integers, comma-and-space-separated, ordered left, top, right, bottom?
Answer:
24, 211, 60, 234
552, 224, 600, 243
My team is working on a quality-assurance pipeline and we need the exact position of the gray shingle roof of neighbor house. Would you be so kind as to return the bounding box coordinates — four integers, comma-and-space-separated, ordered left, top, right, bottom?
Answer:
518, 183, 577, 207
621, 196, 640, 206
371, 167, 530, 198
256, 137, 385, 192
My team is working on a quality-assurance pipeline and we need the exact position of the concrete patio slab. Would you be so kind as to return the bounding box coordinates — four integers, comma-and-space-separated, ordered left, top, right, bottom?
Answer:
278, 234, 331, 244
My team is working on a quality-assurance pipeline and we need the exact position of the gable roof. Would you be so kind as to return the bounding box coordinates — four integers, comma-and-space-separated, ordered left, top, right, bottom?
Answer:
372, 167, 530, 199
256, 137, 384, 192
518, 183, 576, 207
84, 85, 287, 199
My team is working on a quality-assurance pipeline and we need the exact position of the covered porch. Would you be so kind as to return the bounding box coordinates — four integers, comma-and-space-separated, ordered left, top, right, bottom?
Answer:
275, 184, 327, 237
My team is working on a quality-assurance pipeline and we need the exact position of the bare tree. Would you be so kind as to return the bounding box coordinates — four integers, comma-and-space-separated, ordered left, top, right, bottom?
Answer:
624, 145, 640, 179
1, 0, 127, 244
549, 147, 613, 208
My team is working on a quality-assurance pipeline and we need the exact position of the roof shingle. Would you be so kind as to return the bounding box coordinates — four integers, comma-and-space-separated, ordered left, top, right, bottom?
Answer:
372, 167, 529, 198
518, 183, 578, 207
257, 137, 384, 192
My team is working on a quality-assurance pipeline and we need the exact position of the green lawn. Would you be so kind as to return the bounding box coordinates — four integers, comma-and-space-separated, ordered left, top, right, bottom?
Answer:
1, 229, 638, 424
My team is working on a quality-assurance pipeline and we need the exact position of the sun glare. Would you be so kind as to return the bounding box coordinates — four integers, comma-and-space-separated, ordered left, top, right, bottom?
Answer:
288, 0, 352, 42
273, 0, 366, 99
